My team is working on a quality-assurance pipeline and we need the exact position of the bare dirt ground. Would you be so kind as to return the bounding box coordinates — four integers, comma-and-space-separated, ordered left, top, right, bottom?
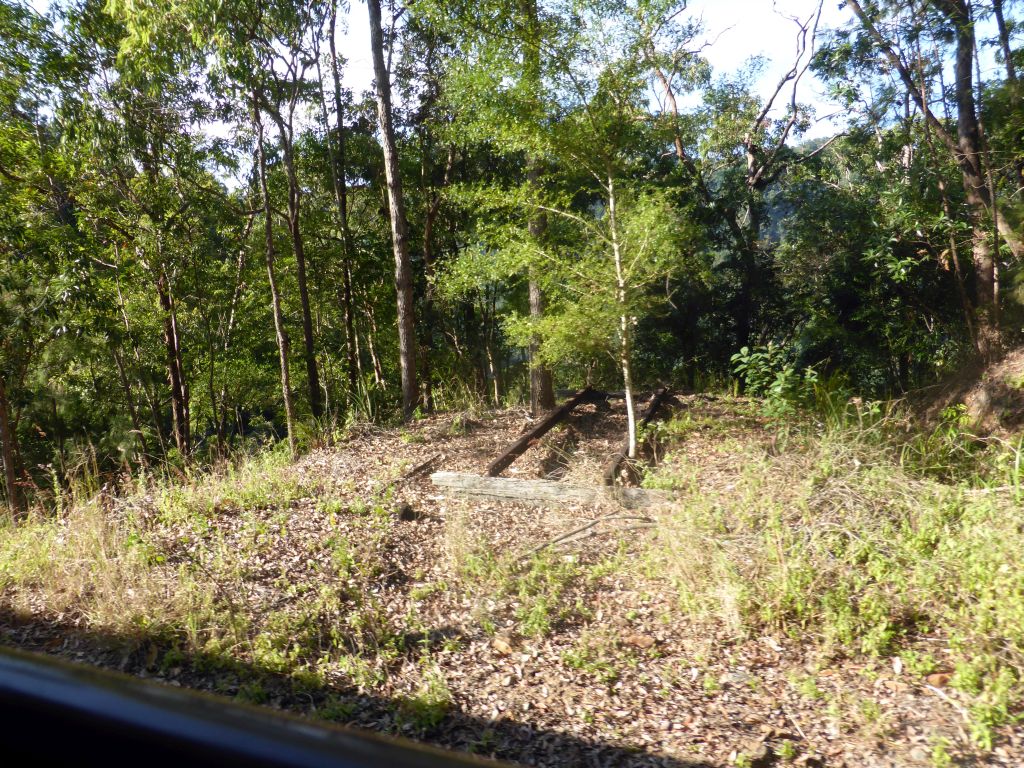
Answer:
2, 396, 1021, 767
917, 346, 1024, 435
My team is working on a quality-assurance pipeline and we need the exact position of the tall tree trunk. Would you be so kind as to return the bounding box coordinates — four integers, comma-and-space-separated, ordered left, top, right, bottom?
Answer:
319, 0, 359, 395
266, 108, 323, 420
934, 0, 999, 356
156, 268, 190, 455
484, 288, 502, 405
849, 0, 1023, 263
851, 0, 1014, 356
254, 97, 298, 458
114, 267, 168, 455
918, 47, 979, 348
993, 0, 1017, 84
0, 375, 22, 517
420, 147, 454, 413
523, 0, 555, 416
367, 0, 418, 419
364, 303, 386, 388
112, 348, 149, 465
216, 230, 250, 451
528, 275, 555, 415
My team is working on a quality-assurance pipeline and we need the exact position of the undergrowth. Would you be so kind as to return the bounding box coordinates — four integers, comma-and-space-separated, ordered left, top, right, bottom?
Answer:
1, 393, 1020, 750
645, 393, 1024, 748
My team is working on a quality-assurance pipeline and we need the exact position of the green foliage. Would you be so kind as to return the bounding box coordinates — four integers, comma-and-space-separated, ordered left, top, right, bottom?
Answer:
395, 663, 452, 732
646, 402, 1024, 745
731, 344, 819, 417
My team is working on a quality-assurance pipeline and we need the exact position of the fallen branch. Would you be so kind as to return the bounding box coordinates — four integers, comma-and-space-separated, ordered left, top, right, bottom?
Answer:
558, 523, 656, 549
519, 513, 655, 560
398, 453, 441, 484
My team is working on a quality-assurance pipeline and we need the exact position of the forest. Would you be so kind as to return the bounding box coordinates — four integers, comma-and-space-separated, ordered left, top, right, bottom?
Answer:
1, 0, 1024, 765
0, 0, 1019, 498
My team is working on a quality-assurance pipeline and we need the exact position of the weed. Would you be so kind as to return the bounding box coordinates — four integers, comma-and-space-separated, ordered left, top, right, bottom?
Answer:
337, 655, 386, 691
410, 581, 448, 601
399, 430, 425, 445
899, 649, 938, 676
317, 498, 346, 516
777, 739, 798, 761
929, 736, 953, 768
396, 663, 451, 732
645, 399, 1024, 745
702, 672, 720, 694
237, 680, 269, 704
857, 697, 883, 725
315, 696, 358, 723
562, 632, 621, 686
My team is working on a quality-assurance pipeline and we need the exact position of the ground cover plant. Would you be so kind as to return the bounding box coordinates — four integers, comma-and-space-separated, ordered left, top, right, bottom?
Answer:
2, 395, 1022, 767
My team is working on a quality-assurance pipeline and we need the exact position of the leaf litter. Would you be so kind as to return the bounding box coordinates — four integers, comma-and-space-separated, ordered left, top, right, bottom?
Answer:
1, 397, 1020, 768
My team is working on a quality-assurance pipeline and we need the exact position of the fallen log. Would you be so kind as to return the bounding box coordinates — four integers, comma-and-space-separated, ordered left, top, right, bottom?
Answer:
486, 387, 598, 477
431, 471, 662, 510
603, 387, 673, 486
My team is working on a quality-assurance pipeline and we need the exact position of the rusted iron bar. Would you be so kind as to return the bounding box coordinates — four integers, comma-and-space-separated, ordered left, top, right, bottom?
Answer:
486, 387, 597, 477
603, 387, 673, 486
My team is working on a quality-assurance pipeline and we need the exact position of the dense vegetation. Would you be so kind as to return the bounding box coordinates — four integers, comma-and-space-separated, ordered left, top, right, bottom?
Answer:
2, 2, 1024, 760
1, 0, 1022, 507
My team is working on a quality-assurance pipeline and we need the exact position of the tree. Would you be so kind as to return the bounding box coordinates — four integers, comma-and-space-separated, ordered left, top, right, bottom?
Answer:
844, 0, 1023, 356
368, 0, 418, 420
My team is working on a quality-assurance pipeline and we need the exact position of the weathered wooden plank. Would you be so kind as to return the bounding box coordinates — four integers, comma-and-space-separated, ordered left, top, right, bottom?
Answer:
603, 387, 673, 486
486, 387, 597, 477
430, 471, 661, 510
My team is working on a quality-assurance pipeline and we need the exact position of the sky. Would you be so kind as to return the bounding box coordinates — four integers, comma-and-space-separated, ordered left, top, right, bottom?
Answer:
687, 0, 850, 138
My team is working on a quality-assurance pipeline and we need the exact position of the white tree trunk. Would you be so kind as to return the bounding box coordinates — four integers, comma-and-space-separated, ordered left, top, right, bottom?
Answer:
607, 173, 637, 459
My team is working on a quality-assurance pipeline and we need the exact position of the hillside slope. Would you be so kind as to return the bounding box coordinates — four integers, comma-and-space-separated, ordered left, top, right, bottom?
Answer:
920, 346, 1024, 434
1, 398, 1021, 767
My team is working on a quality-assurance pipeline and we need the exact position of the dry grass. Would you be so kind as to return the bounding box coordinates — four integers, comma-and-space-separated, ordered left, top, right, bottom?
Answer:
0, 499, 189, 638
643, 400, 1024, 748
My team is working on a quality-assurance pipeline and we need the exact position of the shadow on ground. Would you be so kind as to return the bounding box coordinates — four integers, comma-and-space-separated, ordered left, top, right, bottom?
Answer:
0, 608, 713, 768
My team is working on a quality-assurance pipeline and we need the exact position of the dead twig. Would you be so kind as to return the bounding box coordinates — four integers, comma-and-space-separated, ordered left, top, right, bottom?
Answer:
925, 684, 971, 723
519, 513, 655, 560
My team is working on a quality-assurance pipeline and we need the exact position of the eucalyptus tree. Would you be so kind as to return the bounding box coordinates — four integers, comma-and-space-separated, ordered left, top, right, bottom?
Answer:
312, 0, 359, 396
253, 2, 324, 421
367, 0, 418, 420
834, 0, 1024, 357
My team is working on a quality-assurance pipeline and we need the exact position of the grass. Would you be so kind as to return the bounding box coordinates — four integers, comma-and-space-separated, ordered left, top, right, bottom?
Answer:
0, 447, 415, 715
396, 661, 452, 732
1, 392, 1021, 754
644, 395, 1024, 748
0, 497, 189, 640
